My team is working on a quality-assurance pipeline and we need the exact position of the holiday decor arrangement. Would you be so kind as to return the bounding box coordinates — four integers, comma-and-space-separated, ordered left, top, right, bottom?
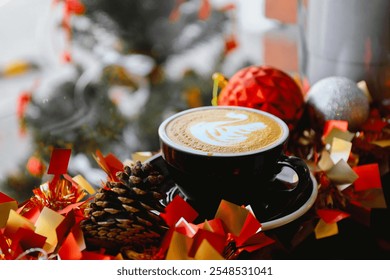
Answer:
1, 0, 390, 260
0, 148, 276, 260
1, 68, 390, 259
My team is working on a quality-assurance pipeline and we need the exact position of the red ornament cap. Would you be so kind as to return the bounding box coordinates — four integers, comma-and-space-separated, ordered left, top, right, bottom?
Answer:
217, 65, 304, 130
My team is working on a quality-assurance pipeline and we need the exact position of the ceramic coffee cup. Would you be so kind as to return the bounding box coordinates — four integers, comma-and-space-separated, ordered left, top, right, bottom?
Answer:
158, 106, 311, 219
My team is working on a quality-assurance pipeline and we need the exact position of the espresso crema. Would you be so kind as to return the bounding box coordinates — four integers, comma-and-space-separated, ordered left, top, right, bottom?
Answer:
165, 107, 283, 154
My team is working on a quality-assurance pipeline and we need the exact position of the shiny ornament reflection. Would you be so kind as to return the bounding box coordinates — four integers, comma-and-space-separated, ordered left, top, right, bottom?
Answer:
306, 76, 370, 131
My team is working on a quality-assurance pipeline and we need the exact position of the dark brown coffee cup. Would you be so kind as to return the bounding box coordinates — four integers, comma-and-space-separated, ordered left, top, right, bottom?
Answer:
158, 106, 311, 220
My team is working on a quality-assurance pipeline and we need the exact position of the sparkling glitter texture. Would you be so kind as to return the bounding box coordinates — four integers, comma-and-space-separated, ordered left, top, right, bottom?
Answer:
306, 76, 370, 131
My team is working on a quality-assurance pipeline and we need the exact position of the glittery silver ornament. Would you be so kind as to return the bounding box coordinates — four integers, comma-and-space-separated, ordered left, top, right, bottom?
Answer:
306, 76, 370, 131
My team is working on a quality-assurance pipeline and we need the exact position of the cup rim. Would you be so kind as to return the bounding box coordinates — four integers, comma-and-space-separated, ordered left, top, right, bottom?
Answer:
158, 105, 289, 157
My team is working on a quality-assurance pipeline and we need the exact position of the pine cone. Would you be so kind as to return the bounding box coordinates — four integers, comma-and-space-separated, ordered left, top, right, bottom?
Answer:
80, 161, 168, 257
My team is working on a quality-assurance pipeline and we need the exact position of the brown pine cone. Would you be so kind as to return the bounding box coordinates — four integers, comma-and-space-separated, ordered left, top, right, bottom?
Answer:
80, 161, 169, 256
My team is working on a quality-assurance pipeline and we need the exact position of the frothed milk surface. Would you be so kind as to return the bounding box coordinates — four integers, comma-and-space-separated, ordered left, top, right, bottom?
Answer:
165, 108, 283, 154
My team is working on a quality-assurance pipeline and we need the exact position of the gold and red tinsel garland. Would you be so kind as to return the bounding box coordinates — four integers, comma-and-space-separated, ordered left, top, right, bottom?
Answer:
286, 99, 389, 241
0, 148, 275, 260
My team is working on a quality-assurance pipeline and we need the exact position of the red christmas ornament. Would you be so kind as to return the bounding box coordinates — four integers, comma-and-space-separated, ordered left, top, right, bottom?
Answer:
217, 65, 304, 130
26, 156, 46, 177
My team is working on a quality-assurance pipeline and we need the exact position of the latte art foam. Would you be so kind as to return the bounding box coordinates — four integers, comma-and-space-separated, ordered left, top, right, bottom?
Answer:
165, 108, 283, 154
189, 112, 266, 146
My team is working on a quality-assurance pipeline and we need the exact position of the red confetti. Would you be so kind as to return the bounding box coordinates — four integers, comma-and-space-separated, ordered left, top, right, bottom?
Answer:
81, 250, 115, 260
224, 34, 238, 54
174, 218, 197, 237
220, 3, 236, 11
57, 200, 89, 216
104, 154, 124, 177
353, 163, 382, 191
198, 0, 211, 20
235, 211, 262, 246
61, 50, 72, 63
188, 229, 226, 258
94, 150, 123, 182
16, 91, 32, 135
0, 192, 14, 203
64, 0, 85, 15
169, 0, 185, 22
19, 206, 41, 225
16, 91, 31, 119
55, 210, 76, 248
160, 195, 198, 227
318, 172, 332, 189
160, 198, 274, 259
316, 209, 350, 224
58, 232, 83, 260
239, 232, 275, 253
0, 232, 12, 260
199, 218, 226, 236
9, 228, 47, 256
169, 8, 180, 22
322, 120, 349, 139
47, 148, 72, 175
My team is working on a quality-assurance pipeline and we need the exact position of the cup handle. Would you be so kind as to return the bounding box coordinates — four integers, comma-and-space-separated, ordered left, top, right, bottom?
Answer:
274, 155, 311, 194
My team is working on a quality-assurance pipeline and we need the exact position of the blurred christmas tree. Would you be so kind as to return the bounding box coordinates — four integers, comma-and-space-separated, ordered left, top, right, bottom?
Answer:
2, 0, 236, 201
